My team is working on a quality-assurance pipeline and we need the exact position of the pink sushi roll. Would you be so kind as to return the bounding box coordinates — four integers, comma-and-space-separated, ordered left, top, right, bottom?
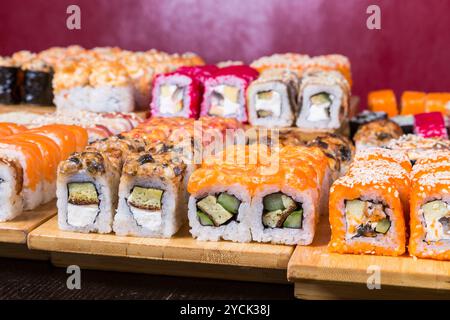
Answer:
414, 112, 448, 139
150, 66, 218, 119
201, 65, 259, 122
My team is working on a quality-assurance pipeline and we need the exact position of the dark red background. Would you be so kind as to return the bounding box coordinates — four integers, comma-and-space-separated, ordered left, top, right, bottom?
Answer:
1, 0, 449, 104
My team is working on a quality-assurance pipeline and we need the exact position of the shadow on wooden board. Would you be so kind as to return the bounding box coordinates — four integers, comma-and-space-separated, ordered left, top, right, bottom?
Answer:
294, 279, 450, 300
50, 251, 290, 284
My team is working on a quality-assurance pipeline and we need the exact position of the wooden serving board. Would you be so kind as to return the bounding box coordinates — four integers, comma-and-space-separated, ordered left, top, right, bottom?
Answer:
0, 201, 55, 260
287, 218, 450, 299
28, 216, 294, 283
0, 104, 149, 118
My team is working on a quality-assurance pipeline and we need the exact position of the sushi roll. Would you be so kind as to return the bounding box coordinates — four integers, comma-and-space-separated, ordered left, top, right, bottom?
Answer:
424, 93, 450, 115
401, 91, 426, 115
21, 58, 54, 105
329, 173, 406, 256
414, 112, 448, 139
353, 119, 403, 150
119, 52, 155, 110
200, 65, 259, 122
247, 69, 299, 127
386, 134, 450, 164
306, 133, 355, 177
0, 158, 24, 221
151, 66, 218, 118
57, 151, 121, 233
349, 110, 388, 138
187, 167, 252, 242
250, 146, 324, 245
87, 60, 134, 113
0, 56, 21, 104
52, 59, 92, 111
113, 152, 188, 238
295, 69, 350, 130
367, 89, 398, 117
409, 164, 450, 260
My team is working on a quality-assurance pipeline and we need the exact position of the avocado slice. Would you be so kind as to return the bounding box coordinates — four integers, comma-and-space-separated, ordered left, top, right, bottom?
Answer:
128, 186, 163, 210
375, 218, 391, 234
262, 209, 284, 228
310, 92, 332, 106
217, 192, 241, 214
197, 210, 214, 226
197, 195, 234, 226
68, 182, 99, 205
283, 210, 303, 229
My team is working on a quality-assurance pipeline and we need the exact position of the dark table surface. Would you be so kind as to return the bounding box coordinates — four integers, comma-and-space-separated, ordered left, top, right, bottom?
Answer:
0, 258, 293, 300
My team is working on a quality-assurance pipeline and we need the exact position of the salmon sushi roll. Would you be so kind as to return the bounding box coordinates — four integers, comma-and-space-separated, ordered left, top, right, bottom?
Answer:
409, 169, 450, 260
0, 139, 44, 218
250, 165, 320, 245
401, 91, 426, 115
367, 89, 398, 117
187, 167, 252, 242
329, 174, 406, 256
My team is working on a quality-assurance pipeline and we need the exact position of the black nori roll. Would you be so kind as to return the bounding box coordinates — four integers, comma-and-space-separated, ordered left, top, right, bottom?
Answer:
0, 66, 21, 104
22, 69, 54, 105
349, 110, 387, 138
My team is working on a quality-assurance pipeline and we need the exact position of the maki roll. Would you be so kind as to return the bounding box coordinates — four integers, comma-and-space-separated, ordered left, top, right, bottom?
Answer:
247, 69, 299, 127
113, 152, 188, 238
250, 147, 325, 245
414, 112, 448, 139
409, 162, 450, 260
187, 167, 252, 242
151, 66, 218, 118
367, 89, 398, 117
329, 174, 406, 256
57, 151, 121, 233
401, 91, 426, 115
307, 133, 355, 177
296, 69, 350, 130
353, 119, 403, 150
424, 93, 450, 115
349, 110, 387, 138
201, 65, 259, 122
21, 58, 54, 105
0, 56, 21, 104
328, 148, 411, 256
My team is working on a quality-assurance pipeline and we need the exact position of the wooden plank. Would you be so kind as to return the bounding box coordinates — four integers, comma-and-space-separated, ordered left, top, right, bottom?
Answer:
0, 104, 149, 118
29, 216, 294, 271
0, 201, 56, 244
51, 252, 289, 284
288, 218, 450, 294
0, 243, 49, 260
294, 279, 450, 300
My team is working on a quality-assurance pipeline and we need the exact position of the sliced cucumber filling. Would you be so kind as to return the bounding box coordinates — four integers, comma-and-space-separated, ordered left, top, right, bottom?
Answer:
375, 218, 391, 234
262, 193, 302, 228
283, 210, 303, 229
197, 210, 214, 226
128, 186, 163, 210
217, 192, 241, 214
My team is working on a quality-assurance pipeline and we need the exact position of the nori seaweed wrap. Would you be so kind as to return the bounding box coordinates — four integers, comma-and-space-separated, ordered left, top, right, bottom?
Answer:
21, 58, 54, 105
0, 57, 21, 104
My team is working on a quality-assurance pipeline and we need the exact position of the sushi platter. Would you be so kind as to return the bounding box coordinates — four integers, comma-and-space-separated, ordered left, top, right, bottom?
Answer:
1, 45, 450, 300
